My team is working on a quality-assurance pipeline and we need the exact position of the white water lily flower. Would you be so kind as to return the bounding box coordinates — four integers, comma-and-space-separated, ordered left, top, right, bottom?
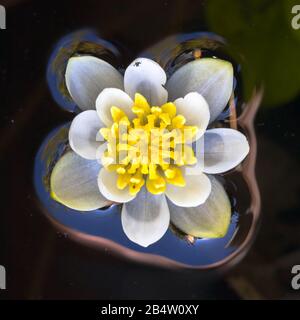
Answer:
50, 56, 249, 247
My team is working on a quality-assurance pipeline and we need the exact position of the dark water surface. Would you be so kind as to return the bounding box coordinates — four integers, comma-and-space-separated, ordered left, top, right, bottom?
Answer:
1, 0, 300, 299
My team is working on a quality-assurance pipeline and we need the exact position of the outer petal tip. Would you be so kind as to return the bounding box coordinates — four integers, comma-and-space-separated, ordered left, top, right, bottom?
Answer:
65, 55, 123, 110
124, 57, 168, 106
68, 110, 104, 160
203, 128, 250, 174
121, 189, 170, 247
169, 176, 231, 238
50, 151, 110, 211
167, 58, 234, 123
166, 172, 212, 208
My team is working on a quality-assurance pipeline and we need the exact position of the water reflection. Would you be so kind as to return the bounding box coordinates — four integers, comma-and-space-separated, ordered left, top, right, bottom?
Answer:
34, 31, 261, 268
47, 29, 122, 112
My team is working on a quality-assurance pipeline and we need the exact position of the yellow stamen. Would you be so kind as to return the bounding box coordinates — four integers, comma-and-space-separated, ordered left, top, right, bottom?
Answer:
100, 93, 199, 195
151, 106, 162, 116
161, 102, 176, 118
159, 113, 171, 125
111, 106, 126, 122
117, 173, 131, 189
132, 93, 151, 115
172, 115, 186, 128
146, 175, 166, 194
165, 166, 186, 187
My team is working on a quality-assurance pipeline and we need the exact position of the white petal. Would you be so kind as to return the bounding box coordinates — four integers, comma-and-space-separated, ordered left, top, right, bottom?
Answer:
174, 92, 210, 139
166, 171, 211, 207
50, 151, 110, 211
65, 56, 123, 110
121, 188, 170, 247
169, 176, 231, 238
203, 128, 250, 174
96, 88, 134, 126
124, 57, 168, 105
69, 110, 103, 160
97, 168, 135, 203
166, 58, 233, 123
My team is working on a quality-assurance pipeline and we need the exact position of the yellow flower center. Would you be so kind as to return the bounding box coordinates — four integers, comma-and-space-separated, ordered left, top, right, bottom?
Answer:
100, 93, 198, 196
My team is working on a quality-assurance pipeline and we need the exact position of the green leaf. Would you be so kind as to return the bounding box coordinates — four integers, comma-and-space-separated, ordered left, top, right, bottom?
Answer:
206, 0, 300, 107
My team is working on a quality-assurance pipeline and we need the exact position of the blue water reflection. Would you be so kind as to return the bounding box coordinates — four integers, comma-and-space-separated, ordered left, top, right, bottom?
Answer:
34, 125, 239, 267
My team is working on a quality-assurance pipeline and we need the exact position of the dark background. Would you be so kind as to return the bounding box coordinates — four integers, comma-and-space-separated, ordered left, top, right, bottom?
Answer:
1, 0, 300, 299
